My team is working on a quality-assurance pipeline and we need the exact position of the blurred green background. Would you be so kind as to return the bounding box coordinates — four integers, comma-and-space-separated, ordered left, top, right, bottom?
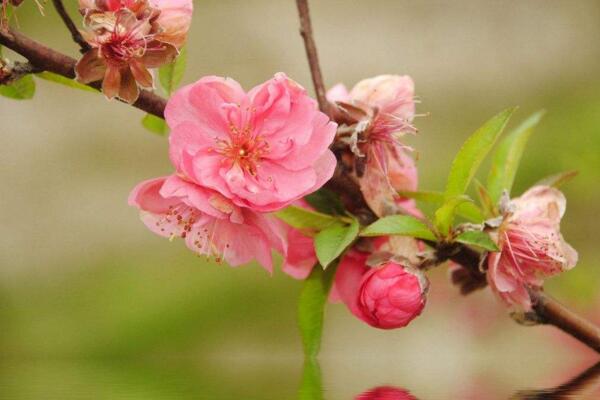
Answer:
2, 1, 600, 399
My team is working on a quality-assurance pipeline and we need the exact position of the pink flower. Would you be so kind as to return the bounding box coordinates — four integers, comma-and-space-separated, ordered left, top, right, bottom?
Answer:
487, 186, 578, 310
280, 200, 318, 280
128, 174, 287, 271
356, 386, 418, 400
165, 73, 337, 212
327, 75, 419, 217
334, 251, 427, 329
76, 0, 192, 103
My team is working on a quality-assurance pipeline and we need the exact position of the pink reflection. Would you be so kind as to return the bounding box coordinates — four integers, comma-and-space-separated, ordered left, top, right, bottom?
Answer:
356, 386, 418, 400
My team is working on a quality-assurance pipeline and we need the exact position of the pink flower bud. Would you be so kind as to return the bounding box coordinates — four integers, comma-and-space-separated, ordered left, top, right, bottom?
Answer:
165, 73, 337, 212
487, 186, 578, 310
334, 251, 427, 329
356, 386, 418, 400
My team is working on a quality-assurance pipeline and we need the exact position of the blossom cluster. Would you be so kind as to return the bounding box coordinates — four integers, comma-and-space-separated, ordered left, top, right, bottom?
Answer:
130, 73, 336, 273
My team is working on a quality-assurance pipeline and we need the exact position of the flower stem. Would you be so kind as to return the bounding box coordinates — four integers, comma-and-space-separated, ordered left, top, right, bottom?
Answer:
51, 0, 91, 53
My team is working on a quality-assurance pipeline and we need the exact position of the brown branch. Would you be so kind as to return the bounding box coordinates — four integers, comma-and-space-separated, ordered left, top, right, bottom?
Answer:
295, 0, 329, 115
51, 0, 91, 53
531, 290, 600, 353
0, 27, 167, 117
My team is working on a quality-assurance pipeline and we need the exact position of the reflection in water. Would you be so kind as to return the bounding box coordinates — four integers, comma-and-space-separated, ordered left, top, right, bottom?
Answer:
511, 361, 600, 400
355, 386, 418, 400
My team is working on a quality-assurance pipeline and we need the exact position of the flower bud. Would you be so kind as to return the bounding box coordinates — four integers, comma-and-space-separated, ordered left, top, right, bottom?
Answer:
335, 251, 427, 329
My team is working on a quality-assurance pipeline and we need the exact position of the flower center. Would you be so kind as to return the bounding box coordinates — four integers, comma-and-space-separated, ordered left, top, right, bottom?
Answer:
215, 123, 270, 176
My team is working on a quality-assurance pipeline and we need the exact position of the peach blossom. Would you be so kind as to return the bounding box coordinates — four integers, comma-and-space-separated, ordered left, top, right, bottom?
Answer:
487, 186, 578, 310
165, 73, 337, 212
356, 386, 418, 400
76, 0, 192, 103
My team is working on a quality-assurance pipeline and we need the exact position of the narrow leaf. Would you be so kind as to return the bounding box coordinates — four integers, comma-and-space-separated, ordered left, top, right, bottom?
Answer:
275, 206, 339, 230
535, 170, 579, 188
474, 179, 497, 217
142, 114, 168, 136
314, 218, 359, 268
487, 110, 545, 203
36, 72, 98, 93
455, 230, 499, 251
435, 195, 473, 236
159, 46, 187, 95
361, 215, 436, 241
445, 108, 516, 198
298, 262, 338, 358
437, 108, 516, 234
0, 74, 35, 99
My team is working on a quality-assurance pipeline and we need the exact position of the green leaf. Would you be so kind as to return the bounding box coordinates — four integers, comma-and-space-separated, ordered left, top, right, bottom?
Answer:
304, 189, 345, 215
535, 170, 579, 188
455, 230, 499, 251
361, 215, 436, 241
445, 108, 516, 198
159, 46, 187, 95
474, 179, 497, 217
298, 262, 338, 358
399, 190, 484, 222
275, 206, 339, 230
142, 114, 168, 136
436, 108, 516, 234
487, 110, 545, 203
435, 195, 473, 236
0, 74, 35, 99
36, 72, 98, 93
314, 218, 359, 268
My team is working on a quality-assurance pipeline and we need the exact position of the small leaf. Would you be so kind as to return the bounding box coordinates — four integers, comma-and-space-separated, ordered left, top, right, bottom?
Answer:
361, 215, 436, 241
142, 114, 168, 136
304, 189, 345, 215
437, 108, 516, 235
455, 230, 499, 251
535, 170, 579, 188
298, 262, 338, 358
435, 195, 473, 236
159, 46, 187, 95
487, 110, 545, 203
474, 179, 497, 217
275, 206, 339, 230
399, 190, 484, 222
0, 74, 35, 99
314, 218, 359, 268
36, 72, 98, 93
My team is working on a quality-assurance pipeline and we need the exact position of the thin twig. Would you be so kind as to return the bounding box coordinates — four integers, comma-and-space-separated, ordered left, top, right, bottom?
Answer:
0, 27, 166, 117
295, 0, 329, 115
51, 0, 91, 53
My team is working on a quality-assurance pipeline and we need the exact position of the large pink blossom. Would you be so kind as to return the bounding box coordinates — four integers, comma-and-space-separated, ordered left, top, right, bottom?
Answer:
487, 186, 578, 310
76, 0, 192, 103
129, 176, 321, 274
327, 75, 419, 217
165, 73, 337, 212
334, 251, 427, 329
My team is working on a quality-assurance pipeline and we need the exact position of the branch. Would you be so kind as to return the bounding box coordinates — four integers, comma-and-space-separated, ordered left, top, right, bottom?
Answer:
532, 290, 600, 353
295, 0, 329, 115
0, 27, 167, 117
51, 0, 91, 53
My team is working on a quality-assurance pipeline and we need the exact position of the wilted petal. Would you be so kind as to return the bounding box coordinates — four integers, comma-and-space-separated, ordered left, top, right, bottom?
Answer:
75, 48, 106, 84
102, 65, 121, 100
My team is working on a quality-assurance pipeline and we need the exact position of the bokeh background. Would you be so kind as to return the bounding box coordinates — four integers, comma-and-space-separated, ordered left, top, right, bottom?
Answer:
2, 1, 600, 399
